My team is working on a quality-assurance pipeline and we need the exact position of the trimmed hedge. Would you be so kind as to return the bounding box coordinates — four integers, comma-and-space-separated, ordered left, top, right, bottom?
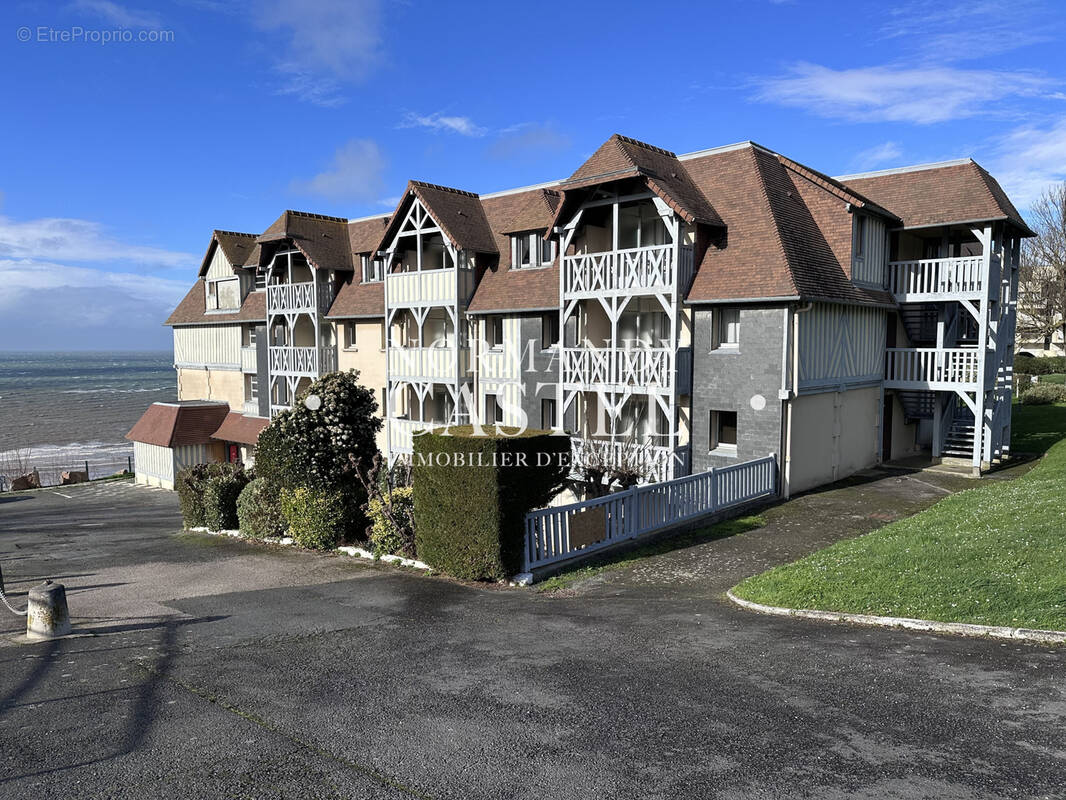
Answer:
280, 486, 345, 550
203, 463, 249, 531
367, 486, 415, 557
1017, 356, 1066, 375
1020, 383, 1066, 405
176, 463, 211, 528
237, 478, 288, 540
412, 427, 570, 580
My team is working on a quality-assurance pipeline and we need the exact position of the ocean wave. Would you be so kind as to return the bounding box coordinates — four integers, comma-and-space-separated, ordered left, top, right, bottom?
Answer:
59, 387, 173, 394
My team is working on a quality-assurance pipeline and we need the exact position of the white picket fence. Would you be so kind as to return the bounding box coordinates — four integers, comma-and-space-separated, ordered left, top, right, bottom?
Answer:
523, 453, 778, 572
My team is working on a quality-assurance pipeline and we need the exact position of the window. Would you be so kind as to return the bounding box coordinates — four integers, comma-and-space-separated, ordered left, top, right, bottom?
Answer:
540, 398, 556, 430
254, 270, 267, 291
541, 313, 559, 350
485, 393, 504, 425
618, 300, 669, 347
243, 325, 257, 347
362, 255, 383, 283
245, 374, 258, 400
511, 232, 554, 269
487, 316, 504, 350
380, 388, 386, 413
709, 410, 738, 454
713, 308, 740, 350
380, 321, 387, 351
344, 322, 357, 350
854, 215, 867, 259
206, 277, 240, 310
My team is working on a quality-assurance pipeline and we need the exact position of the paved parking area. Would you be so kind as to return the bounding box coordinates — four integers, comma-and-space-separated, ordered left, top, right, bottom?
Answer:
1, 475, 1063, 799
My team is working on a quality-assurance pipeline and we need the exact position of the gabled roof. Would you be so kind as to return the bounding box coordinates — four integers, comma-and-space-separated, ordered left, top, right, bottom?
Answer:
197, 230, 260, 276
257, 210, 354, 271
684, 143, 892, 306
838, 159, 1034, 235
554, 134, 724, 228
375, 181, 498, 255
468, 188, 562, 314
126, 401, 230, 447
165, 280, 266, 326
211, 412, 268, 446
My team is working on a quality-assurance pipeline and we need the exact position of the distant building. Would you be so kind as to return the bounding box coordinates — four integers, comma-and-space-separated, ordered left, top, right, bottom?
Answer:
128, 135, 1031, 491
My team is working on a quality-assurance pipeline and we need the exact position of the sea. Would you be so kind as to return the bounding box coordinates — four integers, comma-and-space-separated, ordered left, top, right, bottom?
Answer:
0, 351, 176, 486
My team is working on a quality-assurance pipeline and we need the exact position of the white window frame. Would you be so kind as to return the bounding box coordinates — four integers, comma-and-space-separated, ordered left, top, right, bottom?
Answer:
511, 232, 555, 270
206, 276, 240, 310
485, 393, 504, 425
361, 255, 384, 283
487, 316, 504, 351
712, 308, 740, 351
541, 313, 559, 351
343, 321, 357, 350
709, 409, 738, 455
246, 374, 258, 400
540, 397, 556, 430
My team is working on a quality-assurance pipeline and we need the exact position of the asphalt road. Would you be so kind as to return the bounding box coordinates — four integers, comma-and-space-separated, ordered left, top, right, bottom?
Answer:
0, 477, 1063, 799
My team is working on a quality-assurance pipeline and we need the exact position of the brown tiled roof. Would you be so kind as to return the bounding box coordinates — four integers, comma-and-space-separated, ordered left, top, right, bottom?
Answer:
556, 135, 723, 227
468, 188, 562, 313
326, 277, 385, 318
375, 181, 498, 255
684, 144, 892, 305
126, 402, 230, 447
165, 280, 266, 326
211, 412, 268, 446
197, 230, 260, 276
840, 160, 1033, 235
256, 210, 354, 271
348, 215, 390, 254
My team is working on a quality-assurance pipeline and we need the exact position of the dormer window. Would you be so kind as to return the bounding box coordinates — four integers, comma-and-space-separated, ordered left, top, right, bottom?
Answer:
511, 232, 555, 269
206, 277, 240, 310
361, 255, 384, 283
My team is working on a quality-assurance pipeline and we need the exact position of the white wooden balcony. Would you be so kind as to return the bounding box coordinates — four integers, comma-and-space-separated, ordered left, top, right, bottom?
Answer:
885, 256, 987, 301
884, 347, 980, 390
563, 244, 693, 298
562, 346, 690, 393
570, 437, 691, 484
386, 268, 471, 307
267, 281, 334, 314
387, 346, 470, 381
388, 417, 441, 456
268, 345, 337, 377
240, 346, 257, 373
242, 400, 262, 416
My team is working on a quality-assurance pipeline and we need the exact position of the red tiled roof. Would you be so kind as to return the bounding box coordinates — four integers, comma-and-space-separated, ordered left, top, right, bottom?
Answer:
374, 181, 499, 255
256, 210, 354, 271
126, 402, 230, 447
348, 215, 390, 254
468, 188, 562, 313
326, 277, 385, 318
165, 281, 266, 326
211, 412, 268, 446
840, 160, 1033, 235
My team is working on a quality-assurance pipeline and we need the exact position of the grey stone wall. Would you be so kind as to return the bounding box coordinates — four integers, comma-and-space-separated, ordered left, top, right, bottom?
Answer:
691, 307, 786, 473
518, 314, 563, 430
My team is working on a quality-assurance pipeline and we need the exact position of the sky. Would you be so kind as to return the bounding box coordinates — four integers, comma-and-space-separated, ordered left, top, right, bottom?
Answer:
0, 0, 1064, 351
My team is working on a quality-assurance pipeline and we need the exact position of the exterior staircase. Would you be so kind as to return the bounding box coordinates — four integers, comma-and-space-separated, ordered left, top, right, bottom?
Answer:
942, 408, 976, 459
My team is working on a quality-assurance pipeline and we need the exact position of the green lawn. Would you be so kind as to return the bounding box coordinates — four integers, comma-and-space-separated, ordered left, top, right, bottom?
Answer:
1038, 373, 1065, 384
732, 404, 1066, 631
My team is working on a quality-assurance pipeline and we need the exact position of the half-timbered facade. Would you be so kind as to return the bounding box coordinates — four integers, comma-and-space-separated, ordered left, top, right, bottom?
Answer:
135, 134, 1030, 493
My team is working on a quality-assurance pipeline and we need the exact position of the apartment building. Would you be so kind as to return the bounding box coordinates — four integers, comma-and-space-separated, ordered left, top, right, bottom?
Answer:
129, 134, 1029, 493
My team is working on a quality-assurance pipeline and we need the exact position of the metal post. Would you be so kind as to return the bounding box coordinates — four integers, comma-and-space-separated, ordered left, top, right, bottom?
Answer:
128, 455, 132, 473
84, 460, 89, 478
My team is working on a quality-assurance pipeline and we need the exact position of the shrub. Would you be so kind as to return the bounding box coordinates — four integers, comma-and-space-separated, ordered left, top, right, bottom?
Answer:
280, 486, 344, 550
176, 463, 211, 528
237, 478, 287, 540
1023, 356, 1066, 375
367, 486, 415, 557
254, 370, 382, 540
202, 462, 249, 531
412, 427, 570, 580
1019, 383, 1066, 405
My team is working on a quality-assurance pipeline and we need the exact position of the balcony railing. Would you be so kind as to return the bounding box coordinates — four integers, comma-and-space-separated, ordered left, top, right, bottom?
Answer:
564, 244, 690, 297
885, 256, 985, 301
266, 281, 334, 314
884, 347, 980, 389
268, 345, 337, 377
242, 400, 261, 416
386, 268, 460, 307
570, 437, 691, 484
562, 346, 681, 392
240, 346, 257, 373
388, 346, 470, 380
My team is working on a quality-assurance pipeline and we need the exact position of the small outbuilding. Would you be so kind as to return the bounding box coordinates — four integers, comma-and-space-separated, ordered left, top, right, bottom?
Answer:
125, 401, 230, 489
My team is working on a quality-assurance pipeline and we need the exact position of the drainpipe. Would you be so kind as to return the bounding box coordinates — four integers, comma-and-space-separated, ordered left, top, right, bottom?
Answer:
781, 301, 813, 498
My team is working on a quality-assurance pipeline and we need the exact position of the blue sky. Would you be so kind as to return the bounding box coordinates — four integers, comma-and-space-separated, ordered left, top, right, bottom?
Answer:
1, 0, 1064, 350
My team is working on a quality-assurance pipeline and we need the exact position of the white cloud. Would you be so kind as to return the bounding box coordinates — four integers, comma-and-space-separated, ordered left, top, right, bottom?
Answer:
987, 116, 1066, 210
378, 196, 401, 208
255, 0, 381, 89
755, 62, 1051, 124
0, 215, 196, 268
399, 112, 487, 137
70, 0, 162, 27
879, 0, 1051, 60
271, 68, 347, 108
851, 141, 903, 170
489, 123, 570, 161
291, 138, 387, 201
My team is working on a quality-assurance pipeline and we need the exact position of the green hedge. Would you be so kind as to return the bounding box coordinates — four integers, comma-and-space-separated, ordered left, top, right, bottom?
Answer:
237, 478, 288, 539
280, 486, 344, 550
1017, 355, 1066, 375
412, 427, 570, 580
203, 463, 249, 531
1020, 383, 1066, 405
367, 486, 415, 557
176, 464, 211, 528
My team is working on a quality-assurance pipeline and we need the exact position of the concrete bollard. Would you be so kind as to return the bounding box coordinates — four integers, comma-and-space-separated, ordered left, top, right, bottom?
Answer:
26, 581, 71, 639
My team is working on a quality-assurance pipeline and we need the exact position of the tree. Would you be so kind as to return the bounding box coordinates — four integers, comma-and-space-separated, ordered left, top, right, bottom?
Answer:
255, 369, 382, 540
1019, 183, 1066, 352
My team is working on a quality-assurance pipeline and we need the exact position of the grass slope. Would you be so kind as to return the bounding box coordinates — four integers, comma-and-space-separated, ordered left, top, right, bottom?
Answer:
733, 404, 1066, 631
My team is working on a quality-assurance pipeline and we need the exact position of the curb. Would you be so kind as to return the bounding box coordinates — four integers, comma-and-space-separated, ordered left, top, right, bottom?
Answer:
725, 589, 1066, 645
